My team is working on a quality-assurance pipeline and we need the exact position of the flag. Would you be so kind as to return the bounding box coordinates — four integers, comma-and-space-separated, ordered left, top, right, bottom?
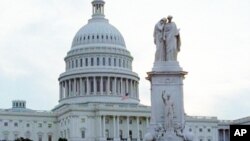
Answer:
121, 93, 129, 100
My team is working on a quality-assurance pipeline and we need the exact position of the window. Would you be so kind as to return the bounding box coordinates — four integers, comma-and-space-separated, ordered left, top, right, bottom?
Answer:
123, 60, 125, 68
139, 130, 142, 139
105, 119, 109, 124
199, 128, 203, 132
129, 119, 132, 124
38, 123, 42, 128
26, 123, 30, 127
85, 58, 88, 66
81, 130, 85, 138
108, 58, 111, 66
114, 58, 116, 66
48, 135, 52, 141
80, 59, 83, 67
119, 119, 123, 124
119, 59, 121, 67
4, 122, 8, 126
81, 118, 85, 123
91, 58, 94, 66
189, 128, 192, 132
97, 57, 100, 66
119, 130, 123, 138
14, 122, 18, 127
38, 135, 42, 141
76, 59, 78, 68
139, 120, 142, 125
105, 129, 109, 138
103, 57, 106, 66
48, 124, 52, 128
72, 60, 74, 68
208, 128, 211, 132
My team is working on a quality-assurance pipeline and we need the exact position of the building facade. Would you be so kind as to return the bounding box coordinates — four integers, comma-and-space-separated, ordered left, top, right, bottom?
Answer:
0, 0, 249, 141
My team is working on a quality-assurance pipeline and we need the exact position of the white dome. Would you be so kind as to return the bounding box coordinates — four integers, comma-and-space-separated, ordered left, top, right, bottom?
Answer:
71, 18, 126, 48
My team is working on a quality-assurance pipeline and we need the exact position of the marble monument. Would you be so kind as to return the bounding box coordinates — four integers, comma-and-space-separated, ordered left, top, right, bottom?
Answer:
144, 16, 190, 141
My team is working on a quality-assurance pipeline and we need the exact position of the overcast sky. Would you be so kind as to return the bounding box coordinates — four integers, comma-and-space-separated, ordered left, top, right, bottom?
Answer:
0, 0, 250, 120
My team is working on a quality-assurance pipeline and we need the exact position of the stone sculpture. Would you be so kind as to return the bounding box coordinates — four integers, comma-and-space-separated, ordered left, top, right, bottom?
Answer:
162, 91, 175, 132
153, 15, 181, 62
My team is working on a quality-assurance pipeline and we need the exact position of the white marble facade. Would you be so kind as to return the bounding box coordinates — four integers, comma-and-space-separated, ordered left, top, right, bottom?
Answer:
0, 0, 249, 141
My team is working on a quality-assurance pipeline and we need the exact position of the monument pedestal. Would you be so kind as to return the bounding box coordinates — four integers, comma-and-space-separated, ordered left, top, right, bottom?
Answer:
145, 61, 187, 141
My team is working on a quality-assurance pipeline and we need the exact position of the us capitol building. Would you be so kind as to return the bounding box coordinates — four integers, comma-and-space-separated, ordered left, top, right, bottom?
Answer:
0, 0, 249, 141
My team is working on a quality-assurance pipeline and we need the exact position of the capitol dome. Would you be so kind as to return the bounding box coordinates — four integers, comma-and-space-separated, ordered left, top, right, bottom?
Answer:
71, 18, 126, 48
58, 0, 140, 105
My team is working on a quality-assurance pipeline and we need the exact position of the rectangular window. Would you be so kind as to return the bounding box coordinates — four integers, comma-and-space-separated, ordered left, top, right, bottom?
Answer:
14, 122, 18, 127
103, 57, 106, 66
4, 122, 8, 126
80, 59, 83, 67
76, 59, 78, 68
85, 58, 88, 66
26, 123, 30, 127
109, 58, 111, 66
48, 135, 52, 141
38, 123, 42, 128
97, 57, 100, 66
129, 119, 132, 124
119, 59, 121, 67
81, 131, 85, 138
91, 58, 94, 66
38, 135, 42, 141
114, 58, 116, 66
72, 60, 74, 68
48, 124, 52, 128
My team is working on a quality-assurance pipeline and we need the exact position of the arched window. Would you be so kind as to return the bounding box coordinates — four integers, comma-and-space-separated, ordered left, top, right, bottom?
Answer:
105, 129, 109, 138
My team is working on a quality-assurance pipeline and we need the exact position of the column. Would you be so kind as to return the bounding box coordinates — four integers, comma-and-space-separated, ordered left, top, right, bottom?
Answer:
80, 78, 83, 95
107, 77, 110, 95
99, 116, 102, 138
126, 79, 128, 93
65, 80, 68, 97
223, 129, 225, 141
130, 80, 133, 97
127, 116, 130, 141
113, 116, 116, 139
103, 116, 106, 138
114, 77, 117, 95
69, 79, 71, 97
117, 116, 120, 138
94, 77, 97, 95
59, 82, 62, 99
136, 117, 140, 140
86, 77, 90, 95
73, 78, 76, 96
100, 77, 103, 95
136, 82, 139, 99
120, 78, 123, 95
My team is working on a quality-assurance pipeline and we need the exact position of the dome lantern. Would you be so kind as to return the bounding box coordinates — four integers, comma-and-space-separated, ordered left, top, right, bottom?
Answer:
92, 0, 105, 18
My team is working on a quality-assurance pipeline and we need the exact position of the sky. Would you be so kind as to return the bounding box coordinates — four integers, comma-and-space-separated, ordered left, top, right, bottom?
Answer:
0, 0, 250, 120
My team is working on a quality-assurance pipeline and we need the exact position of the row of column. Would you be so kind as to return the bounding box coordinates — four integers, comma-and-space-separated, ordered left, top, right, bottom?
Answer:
59, 77, 139, 100
99, 115, 150, 141
219, 129, 229, 141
